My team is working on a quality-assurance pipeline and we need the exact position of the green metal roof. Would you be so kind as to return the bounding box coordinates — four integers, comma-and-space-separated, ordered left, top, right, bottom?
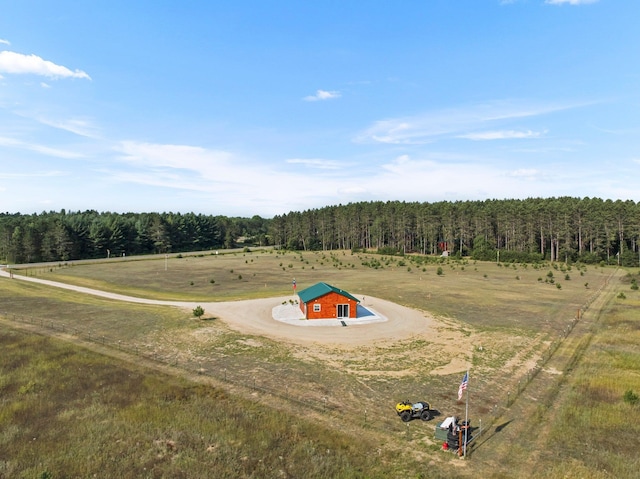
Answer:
297, 282, 360, 304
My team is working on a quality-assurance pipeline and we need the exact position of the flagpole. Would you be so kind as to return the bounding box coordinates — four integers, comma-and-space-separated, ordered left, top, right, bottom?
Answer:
463, 369, 469, 458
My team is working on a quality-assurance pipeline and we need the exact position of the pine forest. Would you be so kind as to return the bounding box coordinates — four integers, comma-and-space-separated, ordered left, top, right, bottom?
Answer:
2, 197, 640, 266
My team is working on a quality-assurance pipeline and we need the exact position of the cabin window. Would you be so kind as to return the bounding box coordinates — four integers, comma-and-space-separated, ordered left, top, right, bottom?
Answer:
313, 304, 321, 312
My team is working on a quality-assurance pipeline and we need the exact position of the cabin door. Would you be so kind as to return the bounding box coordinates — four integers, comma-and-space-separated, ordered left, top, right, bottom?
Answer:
337, 304, 349, 319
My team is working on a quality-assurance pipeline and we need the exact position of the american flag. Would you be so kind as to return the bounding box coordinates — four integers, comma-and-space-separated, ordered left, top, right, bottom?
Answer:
458, 371, 468, 401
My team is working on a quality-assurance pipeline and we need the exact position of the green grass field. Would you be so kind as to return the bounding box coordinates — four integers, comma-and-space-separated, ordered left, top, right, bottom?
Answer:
2, 250, 638, 478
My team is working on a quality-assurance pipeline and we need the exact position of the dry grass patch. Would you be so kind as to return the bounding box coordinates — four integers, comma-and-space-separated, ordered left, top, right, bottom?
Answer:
0, 327, 430, 479
1, 254, 624, 478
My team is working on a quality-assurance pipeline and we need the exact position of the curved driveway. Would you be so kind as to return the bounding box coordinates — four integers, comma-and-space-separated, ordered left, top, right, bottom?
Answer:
0, 267, 438, 347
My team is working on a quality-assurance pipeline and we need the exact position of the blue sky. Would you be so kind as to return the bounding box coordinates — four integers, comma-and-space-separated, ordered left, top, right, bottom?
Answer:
1, 0, 639, 217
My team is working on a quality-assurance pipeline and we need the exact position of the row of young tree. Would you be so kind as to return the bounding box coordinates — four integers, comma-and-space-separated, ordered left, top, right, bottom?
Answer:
0, 210, 270, 264
270, 197, 640, 266
3, 197, 640, 266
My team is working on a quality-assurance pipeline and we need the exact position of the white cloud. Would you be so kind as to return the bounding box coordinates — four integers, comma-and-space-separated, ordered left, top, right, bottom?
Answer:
0, 39, 10, 46
116, 141, 234, 172
0, 50, 91, 80
40, 82, 51, 88
0, 135, 85, 159
338, 186, 367, 195
356, 118, 438, 145
35, 116, 100, 138
110, 140, 345, 214
286, 158, 343, 170
0, 136, 23, 148
356, 153, 580, 204
507, 168, 542, 179
0, 170, 67, 179
545, 0, 598, 5
355, 101, 574, 144
459, 129, 545, 140
303, 89, 341, 102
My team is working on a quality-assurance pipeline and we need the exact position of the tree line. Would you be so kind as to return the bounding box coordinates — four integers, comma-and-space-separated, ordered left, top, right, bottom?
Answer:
270, 197, 640, 266
0, 210, 269, 264
3, 197, 640, 266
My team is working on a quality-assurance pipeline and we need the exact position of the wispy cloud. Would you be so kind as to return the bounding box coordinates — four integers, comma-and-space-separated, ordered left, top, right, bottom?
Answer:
110, 140, 344, 213
35, 116, 100, 138
459, 129, 545, 141
355, 101, 575, 144
507, 168, 543, 179
0, 39, 10, 46
303, 89, 341, 102
0, 170, 67, 179
116, 141, 233, 172
545, 0, 598, 5
0, 135, 85, 159
286, 158, 343, 170
0, 50, 91, 80
360, 153, 578, 203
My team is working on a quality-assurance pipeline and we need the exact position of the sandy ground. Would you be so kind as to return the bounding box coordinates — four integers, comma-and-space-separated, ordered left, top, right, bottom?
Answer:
0, 268, 472, 373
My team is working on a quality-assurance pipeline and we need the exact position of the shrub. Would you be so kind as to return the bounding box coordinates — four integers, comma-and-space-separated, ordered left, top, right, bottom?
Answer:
436, 267, 444, 276
623, 389, 639, 405
192, 305, 205, 319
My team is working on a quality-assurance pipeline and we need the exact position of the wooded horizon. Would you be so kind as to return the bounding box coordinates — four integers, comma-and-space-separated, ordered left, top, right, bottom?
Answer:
2, 196, 639, 266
